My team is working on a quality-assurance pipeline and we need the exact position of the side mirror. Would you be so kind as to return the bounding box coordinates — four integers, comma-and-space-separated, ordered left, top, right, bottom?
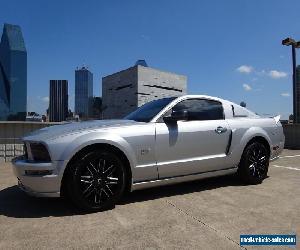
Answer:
163, 110, 189, 123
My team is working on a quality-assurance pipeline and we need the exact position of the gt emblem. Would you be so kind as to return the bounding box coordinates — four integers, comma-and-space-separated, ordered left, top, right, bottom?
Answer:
141, 148, 150, 155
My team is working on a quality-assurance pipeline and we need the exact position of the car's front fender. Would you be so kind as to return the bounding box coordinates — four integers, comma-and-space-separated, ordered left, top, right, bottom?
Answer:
47, 131, 137, 176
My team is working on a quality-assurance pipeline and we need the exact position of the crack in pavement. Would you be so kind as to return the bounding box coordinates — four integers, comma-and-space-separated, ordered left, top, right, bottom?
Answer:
165, 199, 247, 250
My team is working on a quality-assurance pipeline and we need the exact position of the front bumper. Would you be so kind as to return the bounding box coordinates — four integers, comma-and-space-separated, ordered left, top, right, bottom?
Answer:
12, 156, 64, 197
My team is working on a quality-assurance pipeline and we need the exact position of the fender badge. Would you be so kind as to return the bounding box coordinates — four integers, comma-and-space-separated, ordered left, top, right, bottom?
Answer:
141, 149, 150, 155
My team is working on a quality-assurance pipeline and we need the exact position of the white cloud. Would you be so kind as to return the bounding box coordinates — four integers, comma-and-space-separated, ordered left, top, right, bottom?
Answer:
281, 92, 290, 97
268, 70, 287, 79
236, 65, 253, 74
243, 83, 252, 91
237, 66, 287, 80
41, 96, 49, 102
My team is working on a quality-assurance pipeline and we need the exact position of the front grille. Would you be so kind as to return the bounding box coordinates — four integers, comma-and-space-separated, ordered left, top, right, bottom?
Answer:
25, 170, 53, 176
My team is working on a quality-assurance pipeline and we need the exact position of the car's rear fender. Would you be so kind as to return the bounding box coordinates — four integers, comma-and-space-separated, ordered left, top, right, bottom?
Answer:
227, 126, 272, 166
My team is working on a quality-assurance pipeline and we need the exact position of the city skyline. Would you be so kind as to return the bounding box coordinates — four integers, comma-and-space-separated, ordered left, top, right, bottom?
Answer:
1, 1, 300, 119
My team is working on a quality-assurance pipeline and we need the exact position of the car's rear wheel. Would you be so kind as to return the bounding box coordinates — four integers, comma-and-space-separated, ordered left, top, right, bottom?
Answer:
238, 142, 269, 184
66, 149, 127, 212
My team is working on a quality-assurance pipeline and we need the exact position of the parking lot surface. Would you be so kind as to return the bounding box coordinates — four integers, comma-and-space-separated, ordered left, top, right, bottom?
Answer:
0, 149, 299, 250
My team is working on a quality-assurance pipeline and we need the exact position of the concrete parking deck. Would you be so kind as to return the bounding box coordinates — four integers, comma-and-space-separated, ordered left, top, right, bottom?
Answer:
0, 150, 299, 249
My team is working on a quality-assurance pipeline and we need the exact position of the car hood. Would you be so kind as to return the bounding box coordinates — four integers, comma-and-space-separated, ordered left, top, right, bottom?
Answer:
23, 119, 138, 141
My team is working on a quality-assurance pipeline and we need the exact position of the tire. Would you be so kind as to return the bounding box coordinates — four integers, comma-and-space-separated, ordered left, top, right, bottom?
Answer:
66, 149, 127, 212
238, 142, 269, 184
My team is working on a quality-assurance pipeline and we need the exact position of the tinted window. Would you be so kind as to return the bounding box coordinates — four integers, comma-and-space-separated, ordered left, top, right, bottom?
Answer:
125, 97, 176, 122
172, 99, 224, 121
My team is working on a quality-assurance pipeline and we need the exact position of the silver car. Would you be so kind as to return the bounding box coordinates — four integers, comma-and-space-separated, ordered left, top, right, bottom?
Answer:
12, 95, 285, 211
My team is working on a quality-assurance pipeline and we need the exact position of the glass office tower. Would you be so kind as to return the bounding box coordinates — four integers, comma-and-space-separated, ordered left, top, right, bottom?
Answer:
75, 67, 93, 118
49, 80, 68, 122
0, 23, 27, 120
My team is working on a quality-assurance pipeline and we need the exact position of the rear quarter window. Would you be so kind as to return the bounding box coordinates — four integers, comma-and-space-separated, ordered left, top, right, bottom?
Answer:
231, 105, 249, 118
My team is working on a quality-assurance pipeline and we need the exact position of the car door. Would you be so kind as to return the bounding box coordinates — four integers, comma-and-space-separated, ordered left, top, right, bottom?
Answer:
155, 98, 232, 179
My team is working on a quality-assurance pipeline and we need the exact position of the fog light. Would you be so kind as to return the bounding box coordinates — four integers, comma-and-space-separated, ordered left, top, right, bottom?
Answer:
25, 170, 53, 176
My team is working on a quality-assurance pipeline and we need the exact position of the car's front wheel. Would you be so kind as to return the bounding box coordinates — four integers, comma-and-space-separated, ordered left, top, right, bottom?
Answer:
66, 149, 127, 212
238, 142, 269, 184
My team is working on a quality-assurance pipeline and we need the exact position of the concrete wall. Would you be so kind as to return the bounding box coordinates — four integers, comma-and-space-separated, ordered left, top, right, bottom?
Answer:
102, 65, 187, 119
0, 121, 61, 143
0, 121, 61, 162
102, 67, 138, 119
137, 66, 187, 106
282, 124, 300, 149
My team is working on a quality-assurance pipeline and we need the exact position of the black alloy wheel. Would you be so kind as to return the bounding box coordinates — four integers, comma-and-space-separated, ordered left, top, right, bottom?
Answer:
238, 142, 269, 184
67, 150, 127, 212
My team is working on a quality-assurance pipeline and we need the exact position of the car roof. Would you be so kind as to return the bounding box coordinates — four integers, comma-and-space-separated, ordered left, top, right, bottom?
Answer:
175, 95, 232, 104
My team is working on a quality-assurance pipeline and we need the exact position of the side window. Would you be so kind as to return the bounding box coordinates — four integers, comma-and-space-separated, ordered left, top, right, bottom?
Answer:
172, 99, 224, 121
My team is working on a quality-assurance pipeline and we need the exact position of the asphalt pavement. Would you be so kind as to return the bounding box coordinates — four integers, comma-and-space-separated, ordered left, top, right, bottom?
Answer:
0, 150, 299, 249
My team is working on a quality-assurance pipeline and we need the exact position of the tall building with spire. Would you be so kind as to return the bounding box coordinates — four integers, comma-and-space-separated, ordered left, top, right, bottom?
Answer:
0, 23, 27, 120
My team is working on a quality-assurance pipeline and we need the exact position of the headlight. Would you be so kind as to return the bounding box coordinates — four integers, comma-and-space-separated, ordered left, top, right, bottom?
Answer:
27, 142, 51, 162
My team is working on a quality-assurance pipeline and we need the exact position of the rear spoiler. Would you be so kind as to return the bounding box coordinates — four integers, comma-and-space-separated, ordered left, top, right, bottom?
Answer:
273, 115, 281, 124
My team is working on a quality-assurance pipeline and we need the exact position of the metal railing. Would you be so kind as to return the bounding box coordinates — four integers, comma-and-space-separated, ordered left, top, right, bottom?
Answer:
0, 138, 24, 162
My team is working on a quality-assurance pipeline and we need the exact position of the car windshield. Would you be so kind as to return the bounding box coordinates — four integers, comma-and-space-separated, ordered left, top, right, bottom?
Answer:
124, 97, 177, 122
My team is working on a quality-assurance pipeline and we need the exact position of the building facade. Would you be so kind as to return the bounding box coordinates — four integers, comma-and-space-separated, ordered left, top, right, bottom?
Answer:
295, 65, 300, 123
102, 63, 187, 119
0, 23, 27, 121
75, 67, 93, 118
49, 80, 68, 122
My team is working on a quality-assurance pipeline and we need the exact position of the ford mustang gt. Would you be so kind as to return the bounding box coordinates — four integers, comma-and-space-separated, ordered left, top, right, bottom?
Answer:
12, 95, 284, 211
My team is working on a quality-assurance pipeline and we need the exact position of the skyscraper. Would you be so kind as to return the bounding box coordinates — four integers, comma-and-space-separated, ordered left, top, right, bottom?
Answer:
49, 80, 68, 122
75, 66, 93, 118
295, 65, 300, 123
0, 23, 27, 121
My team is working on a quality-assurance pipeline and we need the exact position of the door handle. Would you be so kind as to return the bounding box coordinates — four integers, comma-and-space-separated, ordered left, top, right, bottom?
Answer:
215, 126, 227, 134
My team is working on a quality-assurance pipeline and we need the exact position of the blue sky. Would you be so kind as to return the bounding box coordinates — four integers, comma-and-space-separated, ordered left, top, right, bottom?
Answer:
1, 0, 300, 118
